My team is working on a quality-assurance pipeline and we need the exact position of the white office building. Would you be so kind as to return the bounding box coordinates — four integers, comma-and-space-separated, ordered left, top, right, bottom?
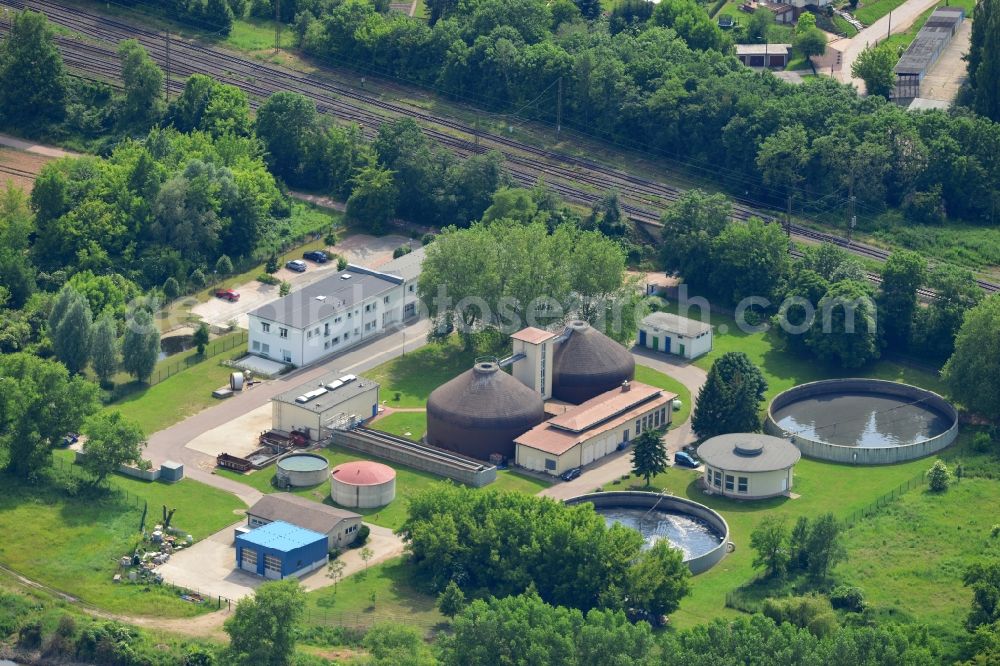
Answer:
247, 264, 414, 367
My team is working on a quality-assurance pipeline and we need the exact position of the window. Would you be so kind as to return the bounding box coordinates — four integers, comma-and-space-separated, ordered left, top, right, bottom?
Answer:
725, 475, 734, 491
324, 341, 330, 349
261, 322, 270, 333
383, 296, 390, 304
712, 469, 722, 488
264, 554, 281, 573
635, 419, 641, 435
365, 304, 371, 313
314, 327, 320, 335
261, 343, 270, 355
282, 350, 291, 363
334, 316, 342, 324
738, 477, 748, 494
344, 331, 350, 340
252, 341, 260, 351
354, 328, 360, 336
347, 312, 352, 319
545, 459, 556, 471
241, 548, 258, 567
279, 327, 288, 339
307, 330, 312, 339
408, 284, 415, 292
333, 336, 340, 344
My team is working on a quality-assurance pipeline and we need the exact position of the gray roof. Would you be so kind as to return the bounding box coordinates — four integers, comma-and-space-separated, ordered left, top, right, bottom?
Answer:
247, 494, 360, 534
735, 44, 792, 56
895, 8, 963, 75
697, 433, 801, 472
642, 312, 712, 338
379, 245, 426, 283
273, 372, 379, 414
248, 265, 403, 329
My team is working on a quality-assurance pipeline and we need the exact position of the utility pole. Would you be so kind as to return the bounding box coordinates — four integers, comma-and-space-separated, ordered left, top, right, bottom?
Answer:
275, 0, 281, 53
785, 193, 793, 238
848, 177, 856, 244
887, 11, 892, 40
556, 76, 563, 136
164, 31, 171, 103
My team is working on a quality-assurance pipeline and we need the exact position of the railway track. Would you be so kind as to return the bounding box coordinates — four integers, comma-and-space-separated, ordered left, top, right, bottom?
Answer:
6, 0, 998, 295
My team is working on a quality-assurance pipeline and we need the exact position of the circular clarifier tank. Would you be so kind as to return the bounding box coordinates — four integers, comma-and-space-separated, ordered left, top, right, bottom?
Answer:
565, 492, 730, 574
275, 453, 330, 487
765, 379, 959, 464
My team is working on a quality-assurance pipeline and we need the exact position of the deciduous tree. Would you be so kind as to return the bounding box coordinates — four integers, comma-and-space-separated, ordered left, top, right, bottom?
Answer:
437, 580, 466, 617
805, 280, 880, 368
0, 11, 66, 129
223, 579, 304, 666
852, 44, 896, 99
117, 39, 164, 128
943, 294, 1000, 418
90, 313, 119, 384
121, 308, 160, 383
52, 295, 93, 375
878, 250, 926, 349
750, 515, 790, 578
80, 411, 146, 485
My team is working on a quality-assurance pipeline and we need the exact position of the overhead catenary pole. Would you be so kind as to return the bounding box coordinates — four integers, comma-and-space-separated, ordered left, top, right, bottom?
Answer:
275, 0, 281, 53
556, 76, 563, 135
848, 176, 856, 244
785, 193, 792, 238
164, 30, 171, 103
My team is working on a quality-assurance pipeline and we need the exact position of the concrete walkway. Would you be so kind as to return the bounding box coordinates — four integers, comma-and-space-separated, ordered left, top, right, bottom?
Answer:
540, 349, 707, 501
831, 0, 942, 92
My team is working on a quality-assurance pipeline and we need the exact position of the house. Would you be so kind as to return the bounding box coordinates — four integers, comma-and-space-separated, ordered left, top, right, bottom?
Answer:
271, 372, 380, 439
515, 381, 675, 475
247, 263, 417, 368
638, 312, 713, 359
246, 494, 362, 550
235, 520, 328, 580
735, 43, 793, 69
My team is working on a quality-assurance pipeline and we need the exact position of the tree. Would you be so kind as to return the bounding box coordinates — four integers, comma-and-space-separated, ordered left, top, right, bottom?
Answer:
162, 276, 180, 301
255, 92, 317, 182
805, 280, 880, 368
0, 11, 66, 129
750, 515, 790, 578
346, 166, 397, 234
80, 412, 146, 485
943, 294, 1000, 418
327, 558, 346, 590
574, 0, 603, 20
631, 429, 668, 486
279, 281, 291, 297
971, 0, 1000, 121
193, 323, 210, 355
710, 217, 789, 305
794, 28, 827, 59
852, 44, 896, 98
90, 313, 119, 384
0, 353, 99, 479
746, 7, 774, 43
360, 546, 374, 571
117, 39, 164, 128
789, 516, 810, 572
215, 254, 234, 276
626, 540, 691, 618
223, 579, 304, 666
52, 293, 94, 375
756, 125, 809, 199
804, 513, 845, 580
927, 459, 951, 493
914, 265, 983, 360
438, 580, 466, 617
964, 560, 1000, 630
878, 250, 926, 349
692, 352, 768, 439
121, 308, 160, 383
659, 190, 730, 292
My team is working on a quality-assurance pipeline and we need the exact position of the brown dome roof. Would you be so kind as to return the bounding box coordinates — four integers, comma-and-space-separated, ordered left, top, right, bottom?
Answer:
426, 361, 546, 460
552, 321, 635, 404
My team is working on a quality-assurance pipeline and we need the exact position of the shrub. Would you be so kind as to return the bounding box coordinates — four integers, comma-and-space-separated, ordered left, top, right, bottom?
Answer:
163, 277, 180, 300
762, 595, 837, 636
189, 268, 207, 288
257, 273, 280, 285
215, 255, 234, 276
324, 230, 338, 246
972, 432, 993, 453
393, 245, 412, 259
18, 620, 42, 649
421, 233, 436, 245
266, 254, 279, 273
902, 187, 946, 225
351, 524, 370, 547
829, 585, 865, 612
991, 525, 1000, 538
337, 256, 348, 271
928, 460, 951, 492
279, 281, 291, 297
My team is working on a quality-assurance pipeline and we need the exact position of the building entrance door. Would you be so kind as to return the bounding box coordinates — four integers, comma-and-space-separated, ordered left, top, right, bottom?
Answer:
639, 330, 646, 346
652, 336, 658, 351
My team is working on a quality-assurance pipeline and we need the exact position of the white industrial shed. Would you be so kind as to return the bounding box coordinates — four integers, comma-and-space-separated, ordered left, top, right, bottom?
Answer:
638, 312, 712, 359
271, 372, 380, 441
697, 433, 801, 499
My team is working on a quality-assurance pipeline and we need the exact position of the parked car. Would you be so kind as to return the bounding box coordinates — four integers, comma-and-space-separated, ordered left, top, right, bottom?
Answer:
674, 451, 700, 469
61, 433, 79, 447
303, 250, 329, 263
215, 288, 240, 302
560, 467, 582, 482
286, 259, 307, 272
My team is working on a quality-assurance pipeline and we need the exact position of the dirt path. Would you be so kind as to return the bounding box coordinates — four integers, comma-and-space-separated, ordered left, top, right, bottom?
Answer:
0, 132, 80, 158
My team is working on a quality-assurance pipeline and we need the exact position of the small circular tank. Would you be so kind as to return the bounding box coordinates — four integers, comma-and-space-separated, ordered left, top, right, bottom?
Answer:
275, 453, 329, 487
331, 460, 396, 508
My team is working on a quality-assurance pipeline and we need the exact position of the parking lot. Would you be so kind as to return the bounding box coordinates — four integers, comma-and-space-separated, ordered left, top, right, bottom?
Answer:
192, 234, 418, 328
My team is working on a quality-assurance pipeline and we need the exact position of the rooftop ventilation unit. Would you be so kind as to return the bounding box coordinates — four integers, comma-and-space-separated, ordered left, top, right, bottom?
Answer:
315, 295, 327, 301
341, 274, 352, 280
339, 374, 358, 384
295, 388, 328, 403
325, 379, 344, 391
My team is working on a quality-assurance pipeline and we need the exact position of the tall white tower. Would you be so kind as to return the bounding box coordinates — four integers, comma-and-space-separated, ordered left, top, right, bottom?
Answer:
510, 327, 557, 400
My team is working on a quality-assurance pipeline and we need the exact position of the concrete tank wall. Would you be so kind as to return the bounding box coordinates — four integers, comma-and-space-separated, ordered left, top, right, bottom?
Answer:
275, 454, 330, 487
331, 477, 396, 508
564, 491, 731, 575
765, 379, 959, 465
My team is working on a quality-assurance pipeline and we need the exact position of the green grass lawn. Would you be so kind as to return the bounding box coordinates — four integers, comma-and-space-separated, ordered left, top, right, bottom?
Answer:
835, 475, 997, 646
372, 411, 427, 441
854, 0, 910, 26
216, 445, 551, 531
103, 358, 235, 435
226, 18, 298, 52
366, 337, 481, 408
634, 364, 692, 427
303, 557, 443, 631
0, 459, 243, 618
833, 14, 860, 36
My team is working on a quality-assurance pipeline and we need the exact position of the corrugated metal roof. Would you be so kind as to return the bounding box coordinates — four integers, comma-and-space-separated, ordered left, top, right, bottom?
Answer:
641, 312, 712, 338
247, 494, 360, 534
237, 520, 326, 551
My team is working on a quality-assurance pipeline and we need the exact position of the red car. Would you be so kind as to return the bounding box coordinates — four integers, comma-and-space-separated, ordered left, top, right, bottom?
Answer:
215, 289, 240, 302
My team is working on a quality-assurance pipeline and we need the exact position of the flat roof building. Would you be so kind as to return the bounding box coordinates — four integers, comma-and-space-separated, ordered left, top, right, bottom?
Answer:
515, 381, 676, 475
894, 7, 965, 100
271, 372, 380, 439
235, 520, 328, 580
247, 263, 419, 368
697, 433, 801, 499
246, 493, 363, 550
735, 44, 792, 70
639, 312, 713, 359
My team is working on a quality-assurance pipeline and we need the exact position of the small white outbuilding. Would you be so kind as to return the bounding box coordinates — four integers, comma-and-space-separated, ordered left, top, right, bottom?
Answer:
638, 312, 712, 359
